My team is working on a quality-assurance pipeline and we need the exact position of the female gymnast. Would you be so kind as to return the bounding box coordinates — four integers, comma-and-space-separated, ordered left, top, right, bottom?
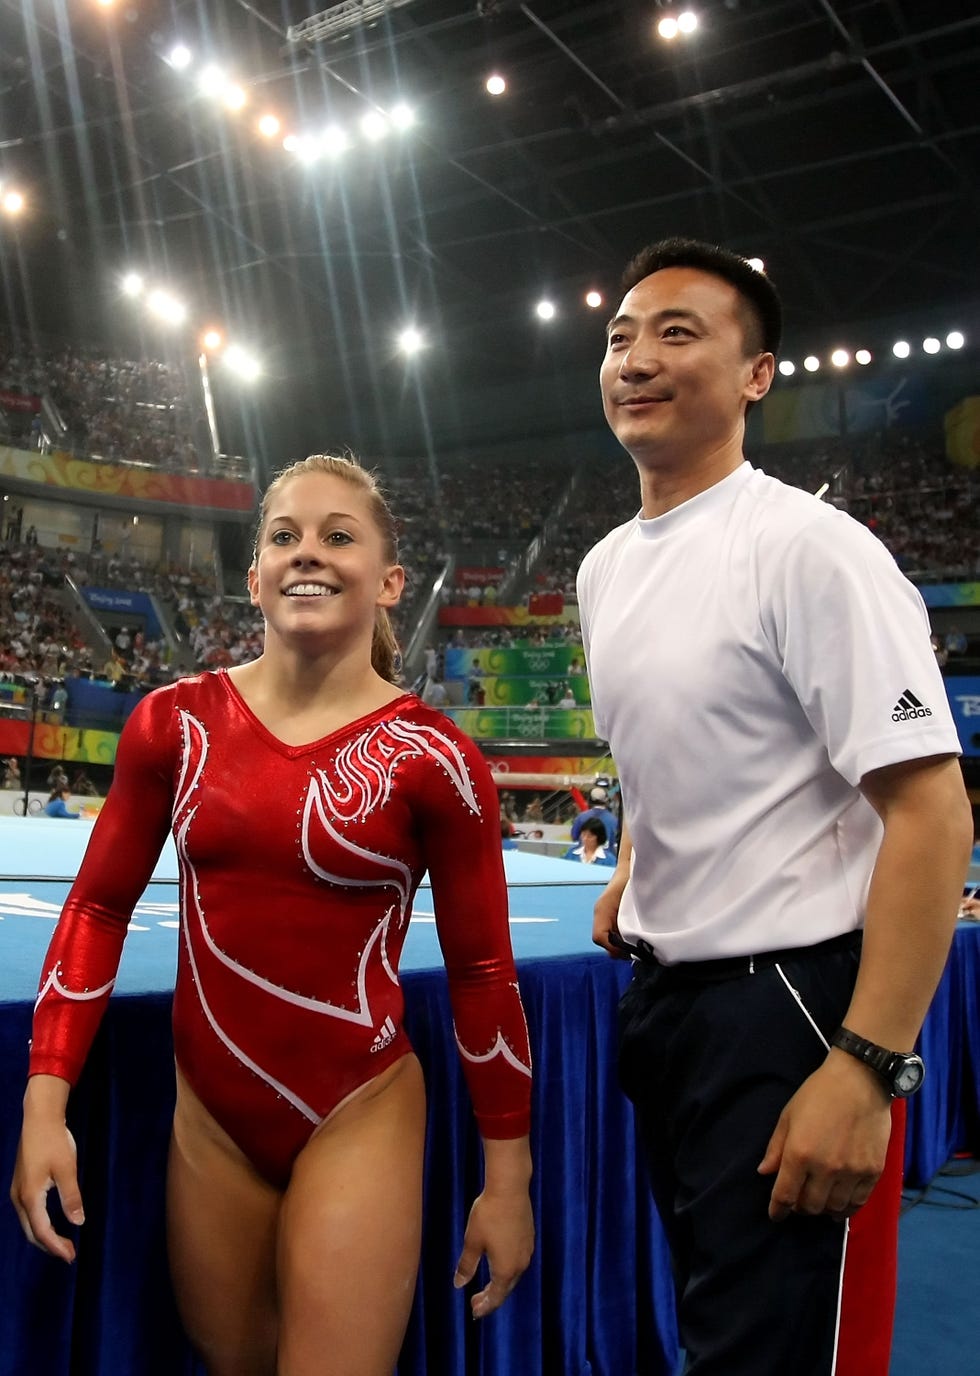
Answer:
11, 454, 534, 1376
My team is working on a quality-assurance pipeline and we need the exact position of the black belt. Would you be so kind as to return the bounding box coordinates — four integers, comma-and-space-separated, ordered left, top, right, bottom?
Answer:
625, 928, 862, 982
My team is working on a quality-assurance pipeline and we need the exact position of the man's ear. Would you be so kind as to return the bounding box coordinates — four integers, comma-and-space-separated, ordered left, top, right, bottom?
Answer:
745, 352, 775, 404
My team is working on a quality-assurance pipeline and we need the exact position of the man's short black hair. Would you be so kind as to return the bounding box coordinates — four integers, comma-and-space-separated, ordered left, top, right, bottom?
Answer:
621, 237, 782, 357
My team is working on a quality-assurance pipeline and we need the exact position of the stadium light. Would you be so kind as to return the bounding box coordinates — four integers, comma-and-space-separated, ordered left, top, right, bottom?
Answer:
922, 337, 941, 355
202, 329, 223, 351
855, 349, 872, 365
389, 104, 416, 130
360, 111, 390, 142
658, 17, 679, 39
486, 74, 507, 96
946, 331, 965, 350
830, 349, 850, 369
585, 291, 603, 309
121, 271, 144, 297
778, 360, 796, 377
197, 65, 228, 99
224, 345, 262, 381
258, 114, 281, 139
223, 85, 248, 112
803, 355, 820, 373
321, 125, 351, 157
147, 289, 187, 325
1, 190, 25, 216
397, 326, 425, 355
166, 44, 193, 71
892, 340, 911, 359
536, 300, 557, 322
678, 11, 699, 35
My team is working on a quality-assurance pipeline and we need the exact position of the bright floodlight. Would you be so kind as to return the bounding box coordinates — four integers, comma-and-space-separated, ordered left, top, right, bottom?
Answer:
892, 339, 911, 359
283, 134, 299, 153
536, 300, 557, 321
389, 103, 416, 130
678, 11, 699, 34
923, 336, 941, 355
585, 290, 603, 309
321, 125, 351, 157
167, 44, 193, 70
658, 17, 679, 39
778, 360, 796, 377
397, 327, 425, 355
2, 190, 25, 215
147, 289, 187, 325
225, 346, 261, 381
855, 349, 872, 365
224, 85, 247, 111
202, 329, 222, 351
361, 111, 390, 142
803, 355, 820, 372
486, 74, 506, 96
746, 257, 765, 273
197, 65, 227, 98
121, 272, 144, 297
831, 349, 850, 368
258, 114, 281, 138
293, 136, 321, 165
946, 331, 965, 350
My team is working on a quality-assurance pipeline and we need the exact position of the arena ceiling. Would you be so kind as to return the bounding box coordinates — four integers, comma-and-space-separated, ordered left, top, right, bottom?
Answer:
1, 0, 978, 463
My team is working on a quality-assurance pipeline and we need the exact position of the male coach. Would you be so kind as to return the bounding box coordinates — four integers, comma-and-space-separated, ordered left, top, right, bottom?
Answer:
578, 237, 972, 1375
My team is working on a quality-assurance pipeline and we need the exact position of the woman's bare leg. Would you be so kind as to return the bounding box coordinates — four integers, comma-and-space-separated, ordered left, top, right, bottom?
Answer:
167, 1070, 281, 1376
275, 1054, 427, 1376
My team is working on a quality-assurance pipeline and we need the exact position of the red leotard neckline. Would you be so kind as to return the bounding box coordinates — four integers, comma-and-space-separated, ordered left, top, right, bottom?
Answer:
217, 668, 416, 758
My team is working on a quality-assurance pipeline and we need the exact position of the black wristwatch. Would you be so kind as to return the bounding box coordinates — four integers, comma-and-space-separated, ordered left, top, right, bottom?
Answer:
831, 1026, 925, 1098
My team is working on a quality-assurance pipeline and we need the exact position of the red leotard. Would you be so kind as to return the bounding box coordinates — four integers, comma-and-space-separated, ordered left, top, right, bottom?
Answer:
29, 671, 532, 1186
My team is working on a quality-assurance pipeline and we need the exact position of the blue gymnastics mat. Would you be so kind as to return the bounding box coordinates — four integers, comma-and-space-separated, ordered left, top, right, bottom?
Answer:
0, 817, 610, 1000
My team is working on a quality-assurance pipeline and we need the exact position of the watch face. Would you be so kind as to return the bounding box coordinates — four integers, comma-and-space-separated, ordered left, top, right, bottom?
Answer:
894, 1058, 924, 1096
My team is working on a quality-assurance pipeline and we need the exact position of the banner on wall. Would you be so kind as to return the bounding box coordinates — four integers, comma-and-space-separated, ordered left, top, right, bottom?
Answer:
0, 718, 121, 765
0, 389, 41, 414
444, 645, 585, 678
945, 397, 980, 470
455, 566, 505, 587
81, 587, 162, 639
918, 582, 980, 608
439, 605, 579, 628
0, 445, 255, 512
946, 677, 980, 758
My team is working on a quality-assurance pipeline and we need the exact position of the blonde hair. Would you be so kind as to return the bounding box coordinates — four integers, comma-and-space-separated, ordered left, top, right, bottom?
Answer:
253, 453, 403, 683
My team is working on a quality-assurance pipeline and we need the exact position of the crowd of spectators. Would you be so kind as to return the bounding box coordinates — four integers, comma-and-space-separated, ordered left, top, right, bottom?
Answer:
0, 334, 209, 474
1, 426, 976, 737
532, 430, 980, 599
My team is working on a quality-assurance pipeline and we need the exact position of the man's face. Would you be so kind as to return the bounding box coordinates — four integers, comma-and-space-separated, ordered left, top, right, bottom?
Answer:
599, 265, 771, 464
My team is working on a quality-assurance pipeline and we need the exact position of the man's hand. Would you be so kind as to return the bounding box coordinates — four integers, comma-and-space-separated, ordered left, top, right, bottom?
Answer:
593, 867, 631, 959
757, 1051, 893, 1221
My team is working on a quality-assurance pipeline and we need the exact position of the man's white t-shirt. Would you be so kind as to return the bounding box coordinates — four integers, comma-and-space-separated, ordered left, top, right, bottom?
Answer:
577, 462, 961, 963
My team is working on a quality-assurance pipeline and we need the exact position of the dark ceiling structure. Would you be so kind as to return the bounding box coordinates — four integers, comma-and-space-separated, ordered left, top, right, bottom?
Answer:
1, 0, 978, 466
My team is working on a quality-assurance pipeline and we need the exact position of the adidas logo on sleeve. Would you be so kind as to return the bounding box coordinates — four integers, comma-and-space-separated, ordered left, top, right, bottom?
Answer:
892, 689, 933, 722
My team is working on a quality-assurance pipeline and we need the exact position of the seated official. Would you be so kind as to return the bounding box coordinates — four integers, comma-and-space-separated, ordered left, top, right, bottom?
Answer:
562, 818, 617, 867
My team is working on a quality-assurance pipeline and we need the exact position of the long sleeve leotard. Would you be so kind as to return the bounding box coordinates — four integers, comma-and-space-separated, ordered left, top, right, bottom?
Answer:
29, 671, 532, 1186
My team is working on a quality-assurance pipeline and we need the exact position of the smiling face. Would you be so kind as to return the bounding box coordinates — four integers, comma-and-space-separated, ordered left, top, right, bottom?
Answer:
248, 470, 404, 656
599, 265, 774, 470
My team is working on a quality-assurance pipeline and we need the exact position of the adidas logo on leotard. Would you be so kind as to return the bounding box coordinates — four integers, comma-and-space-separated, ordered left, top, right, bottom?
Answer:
892, 689, 933, 722
370, 1015, 397, 1053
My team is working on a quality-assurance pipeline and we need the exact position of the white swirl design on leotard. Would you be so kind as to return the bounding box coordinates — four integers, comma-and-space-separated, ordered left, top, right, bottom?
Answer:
171, 711, 487, 1122
454, 981, 533, 1079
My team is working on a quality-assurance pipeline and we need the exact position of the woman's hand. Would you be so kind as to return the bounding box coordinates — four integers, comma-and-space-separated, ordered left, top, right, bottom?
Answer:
453, 1182, 535, 1318
10, 1076, 84, 1264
